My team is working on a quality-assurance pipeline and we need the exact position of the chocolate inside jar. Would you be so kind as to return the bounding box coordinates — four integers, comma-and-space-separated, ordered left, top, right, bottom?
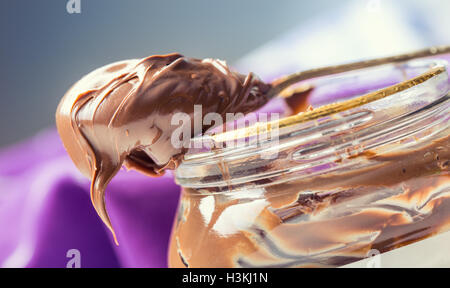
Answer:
168, 61, 449, 267
169, 133, 450, 267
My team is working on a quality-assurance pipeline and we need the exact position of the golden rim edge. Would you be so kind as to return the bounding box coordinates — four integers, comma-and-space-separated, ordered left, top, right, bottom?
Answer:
212, 65, 446, 143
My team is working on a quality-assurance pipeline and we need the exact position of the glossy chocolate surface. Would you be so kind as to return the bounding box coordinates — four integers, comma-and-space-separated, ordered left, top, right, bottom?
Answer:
56, 54, 271, 241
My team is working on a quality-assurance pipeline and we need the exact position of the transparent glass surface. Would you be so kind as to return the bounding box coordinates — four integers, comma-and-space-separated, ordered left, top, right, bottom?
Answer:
169, 59, 450, 267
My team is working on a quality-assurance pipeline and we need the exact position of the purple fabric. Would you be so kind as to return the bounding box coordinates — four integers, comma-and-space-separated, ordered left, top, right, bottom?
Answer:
0, 130, 180, 267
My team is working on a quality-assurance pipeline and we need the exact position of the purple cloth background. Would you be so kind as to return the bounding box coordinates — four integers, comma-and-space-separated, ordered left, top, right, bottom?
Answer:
0, 130, 180, 267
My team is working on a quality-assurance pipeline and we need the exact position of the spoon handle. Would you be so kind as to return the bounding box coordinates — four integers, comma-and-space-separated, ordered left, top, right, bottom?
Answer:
267, 45, 450, 99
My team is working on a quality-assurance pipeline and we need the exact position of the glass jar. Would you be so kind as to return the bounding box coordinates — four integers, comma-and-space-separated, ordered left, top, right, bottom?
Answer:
168, 59, 450, 267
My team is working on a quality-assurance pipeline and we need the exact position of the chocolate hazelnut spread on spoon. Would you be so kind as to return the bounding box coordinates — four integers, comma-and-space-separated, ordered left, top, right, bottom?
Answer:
56, 53, 273, 243
56, 47, 450, 244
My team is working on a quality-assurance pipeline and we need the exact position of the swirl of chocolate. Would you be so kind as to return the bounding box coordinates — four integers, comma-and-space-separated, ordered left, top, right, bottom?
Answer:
56, 53, 271, 243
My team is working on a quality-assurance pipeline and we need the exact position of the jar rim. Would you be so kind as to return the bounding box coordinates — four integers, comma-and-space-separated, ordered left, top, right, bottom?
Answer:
207, 60, 446, 145
175, 58, 449, 189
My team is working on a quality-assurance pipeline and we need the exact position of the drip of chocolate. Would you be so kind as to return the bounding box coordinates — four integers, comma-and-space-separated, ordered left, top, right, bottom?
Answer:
56, 53, 273, 243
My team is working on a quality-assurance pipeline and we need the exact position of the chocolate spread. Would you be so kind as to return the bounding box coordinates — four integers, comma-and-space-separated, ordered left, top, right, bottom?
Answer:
169, 134, 450, 267
56, 54, 272, 242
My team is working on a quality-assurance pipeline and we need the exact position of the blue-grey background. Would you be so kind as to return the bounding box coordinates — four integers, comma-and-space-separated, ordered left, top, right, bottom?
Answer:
0, 0, 346, 147
0, 0, 448, 147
